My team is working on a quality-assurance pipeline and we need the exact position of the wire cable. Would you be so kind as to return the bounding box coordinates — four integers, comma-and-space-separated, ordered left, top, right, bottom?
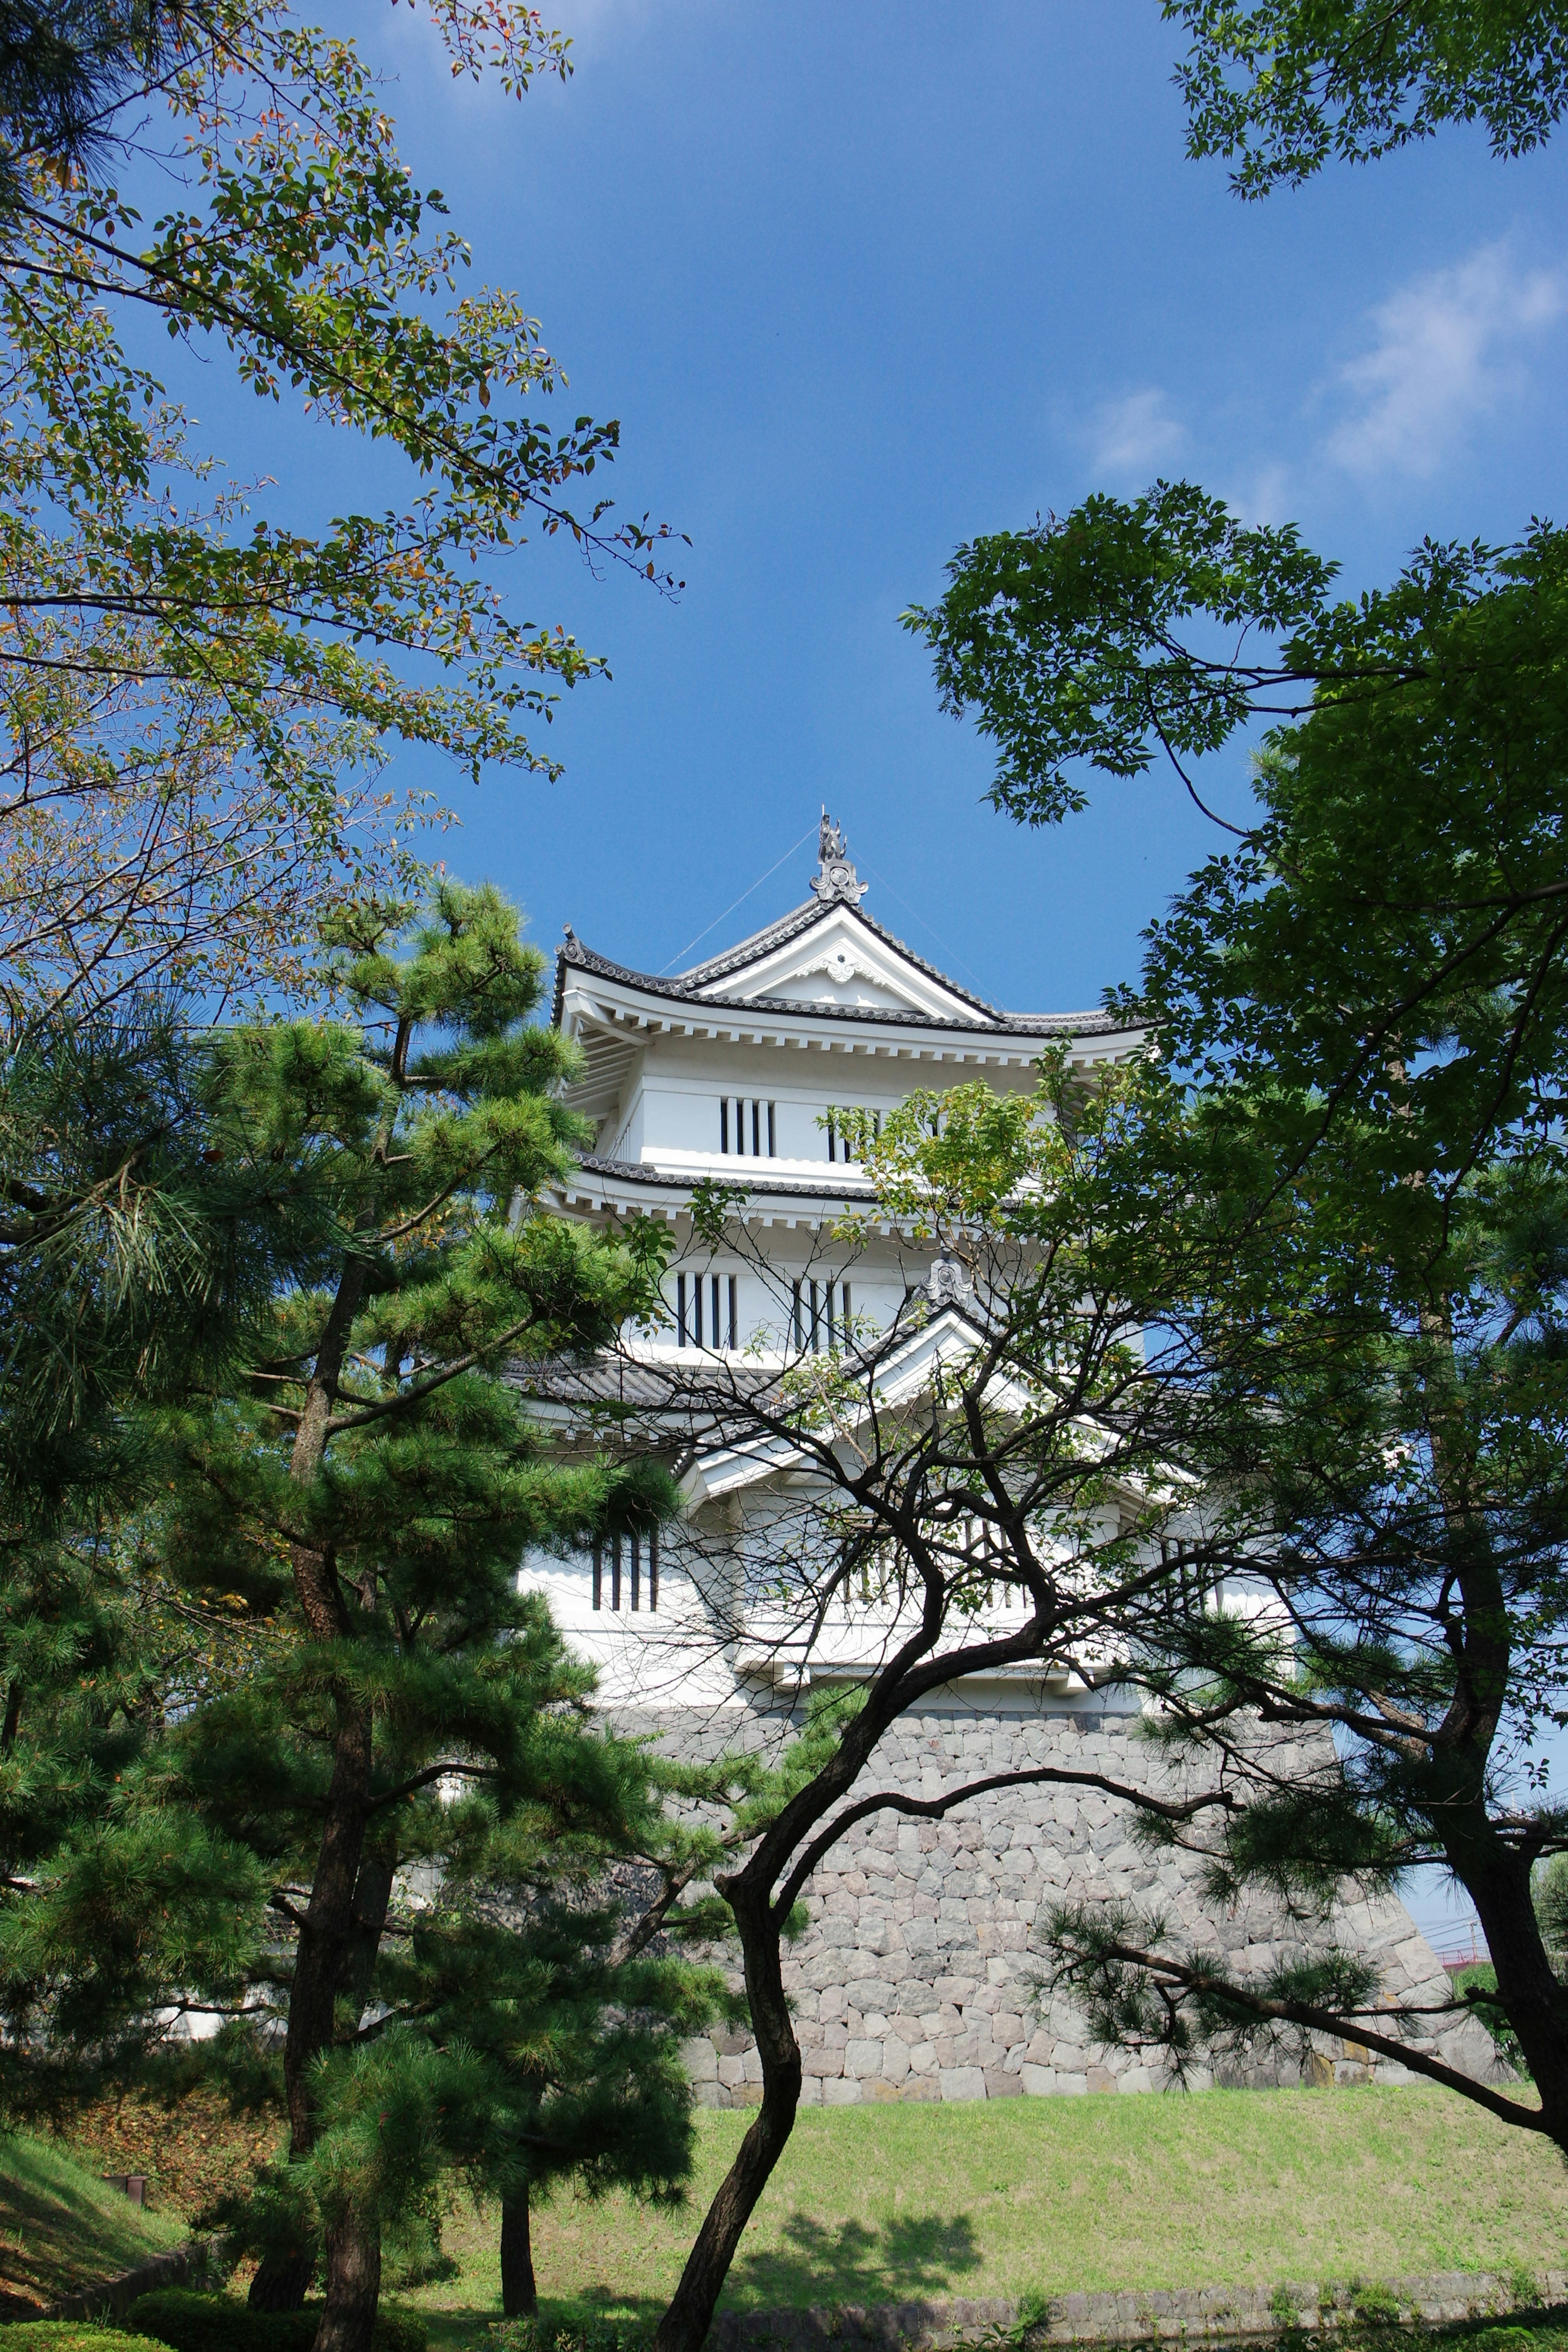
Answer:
658, 823, 818, 975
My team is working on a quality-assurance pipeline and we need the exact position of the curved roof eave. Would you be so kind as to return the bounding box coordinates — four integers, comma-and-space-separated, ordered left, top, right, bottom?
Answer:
554, 933, 1132, 1045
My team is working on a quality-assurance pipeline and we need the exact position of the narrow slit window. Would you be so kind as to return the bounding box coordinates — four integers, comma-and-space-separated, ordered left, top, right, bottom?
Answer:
711, 1274, 722, 1349
826, 1281, 836, 1348
693, 1276, 703, 1349
792, 1279, 803, 1349
727, 1274, 738, 1348
734, 1098, 745, 1156
676, 1274, 689, 1348
826, 1118, 836, 1163
767, 1101, 776, 1156
649, 1525, 659, 1612
752, 1099, 761, 1155
809, 1278, 820, 1351
720, 1098, 729, 1154
592, 1537, 603, 1611
630, 1530, 641, 1613
611, 1533, 622, 1613
841, 1280, 851, 1334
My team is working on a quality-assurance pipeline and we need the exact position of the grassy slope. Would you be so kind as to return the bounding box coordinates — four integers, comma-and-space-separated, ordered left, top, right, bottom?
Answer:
0, 2132, 184, 2313
410, 2085, 1566, 2336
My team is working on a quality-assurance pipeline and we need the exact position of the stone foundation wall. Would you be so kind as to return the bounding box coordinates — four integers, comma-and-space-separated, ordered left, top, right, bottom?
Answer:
633, 1697, 1496, 2108
707, 2273, 1566, 2352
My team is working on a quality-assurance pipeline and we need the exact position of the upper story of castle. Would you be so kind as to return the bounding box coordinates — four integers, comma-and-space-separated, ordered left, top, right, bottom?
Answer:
549, 813, 1139, 1234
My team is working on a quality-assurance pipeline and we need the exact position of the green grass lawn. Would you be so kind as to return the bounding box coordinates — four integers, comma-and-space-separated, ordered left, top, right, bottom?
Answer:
0, 2131, 185, 2314
404, 2084, 1568, 2345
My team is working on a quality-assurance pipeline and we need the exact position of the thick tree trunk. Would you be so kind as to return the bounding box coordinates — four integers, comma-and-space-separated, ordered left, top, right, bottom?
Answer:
249, 2252, 318, 2314
249, 1691, 376, 2312
653, 1884, 803, 2352
314, 2207, 383, 2352
1458, 1844, 1568, 2141
501, 2187, 538, 2318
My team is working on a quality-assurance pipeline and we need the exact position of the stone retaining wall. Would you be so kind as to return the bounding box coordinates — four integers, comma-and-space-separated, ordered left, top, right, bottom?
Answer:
41, 2234, 228, 2325
640, 1701, 1498, 2107
708, 2272, 1564, 2351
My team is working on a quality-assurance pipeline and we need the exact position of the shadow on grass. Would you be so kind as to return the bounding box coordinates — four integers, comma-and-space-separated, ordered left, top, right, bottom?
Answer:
722, 2211, 983, 2310
409, 2210, 984, 2342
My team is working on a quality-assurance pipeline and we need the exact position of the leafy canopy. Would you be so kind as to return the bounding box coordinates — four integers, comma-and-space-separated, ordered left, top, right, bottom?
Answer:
906, 489, 1568, 1186
1164, 0, 1568, 197
0, 0, 680, 1015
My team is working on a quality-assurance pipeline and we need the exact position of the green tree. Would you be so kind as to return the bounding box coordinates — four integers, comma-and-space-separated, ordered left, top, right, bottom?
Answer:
0, 998, 341, 2125
1163, 0, 1568, 197
904, 490, 1568, 1187
1028, 1101, 1568, 2140
399, 1822, 738, 2318
140, 881, 678, 2351
0, 0, 680, 1016
903, 481, 1568, 2146
0, 885, 686, 2352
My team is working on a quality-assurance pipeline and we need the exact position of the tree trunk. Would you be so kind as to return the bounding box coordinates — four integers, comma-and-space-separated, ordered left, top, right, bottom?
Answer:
249, 2251, 317, 2314
314, 2205, 383, 2352
653, 1883, 803, 2352
252, 1262, 381, 2317
1458, 1843, 1568, 2142
248, 1690, 376, 2311
501, 2187, 538, 2319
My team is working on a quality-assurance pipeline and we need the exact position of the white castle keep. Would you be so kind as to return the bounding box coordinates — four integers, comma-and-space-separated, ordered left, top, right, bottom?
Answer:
519, 820, 1491, 2108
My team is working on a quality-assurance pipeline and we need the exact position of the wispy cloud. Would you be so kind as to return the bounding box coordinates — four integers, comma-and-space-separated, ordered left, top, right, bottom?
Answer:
1326, 240, 1566, 479
1085, 387, 1187, 480
1223, 461, 1294, 527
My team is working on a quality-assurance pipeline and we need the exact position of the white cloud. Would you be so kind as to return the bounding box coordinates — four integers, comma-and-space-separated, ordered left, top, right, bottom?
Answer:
1223, 460, 1294, 527
1326, 240, 1566, 479
1085, 387, 1188, 479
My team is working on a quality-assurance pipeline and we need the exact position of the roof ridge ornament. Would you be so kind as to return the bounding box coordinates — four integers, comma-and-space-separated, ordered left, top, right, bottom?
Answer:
809, 807, 869, 905
926, 1250, 973, 1312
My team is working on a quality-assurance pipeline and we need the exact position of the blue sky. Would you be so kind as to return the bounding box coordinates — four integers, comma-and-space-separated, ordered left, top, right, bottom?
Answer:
283, 0, 1568, 1021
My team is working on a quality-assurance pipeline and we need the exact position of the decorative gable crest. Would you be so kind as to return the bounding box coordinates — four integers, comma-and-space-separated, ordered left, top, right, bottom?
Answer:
808, 808, 868, 906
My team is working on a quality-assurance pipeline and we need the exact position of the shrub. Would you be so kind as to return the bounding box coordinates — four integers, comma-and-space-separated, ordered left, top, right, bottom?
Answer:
0, 2332, 172, 2352
489, 2323, 654, 2352
127, 2286, 427, 2352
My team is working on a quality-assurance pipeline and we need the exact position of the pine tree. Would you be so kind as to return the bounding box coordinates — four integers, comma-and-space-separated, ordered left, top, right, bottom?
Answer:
0, 1000, 327, 2116
147, 883, 681, 2352
395, 1791, 741, 2319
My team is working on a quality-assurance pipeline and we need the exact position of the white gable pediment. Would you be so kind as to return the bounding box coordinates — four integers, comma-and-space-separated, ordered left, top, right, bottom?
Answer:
697, 907, 989, 1023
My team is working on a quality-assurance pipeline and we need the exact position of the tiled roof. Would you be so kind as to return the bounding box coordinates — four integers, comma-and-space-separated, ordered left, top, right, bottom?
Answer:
554, 920, 1124, 1040
561, 1155, 876, 1203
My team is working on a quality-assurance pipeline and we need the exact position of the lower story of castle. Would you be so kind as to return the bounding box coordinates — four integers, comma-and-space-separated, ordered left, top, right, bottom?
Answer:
624, 1699, 1496, 2110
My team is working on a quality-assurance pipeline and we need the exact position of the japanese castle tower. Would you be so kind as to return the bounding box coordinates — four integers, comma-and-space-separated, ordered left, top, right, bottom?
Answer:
520, 818, 1488, 2109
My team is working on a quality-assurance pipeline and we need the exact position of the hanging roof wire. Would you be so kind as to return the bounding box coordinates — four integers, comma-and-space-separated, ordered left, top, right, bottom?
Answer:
858, 860, 990, 996
658, 823, 818, 975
